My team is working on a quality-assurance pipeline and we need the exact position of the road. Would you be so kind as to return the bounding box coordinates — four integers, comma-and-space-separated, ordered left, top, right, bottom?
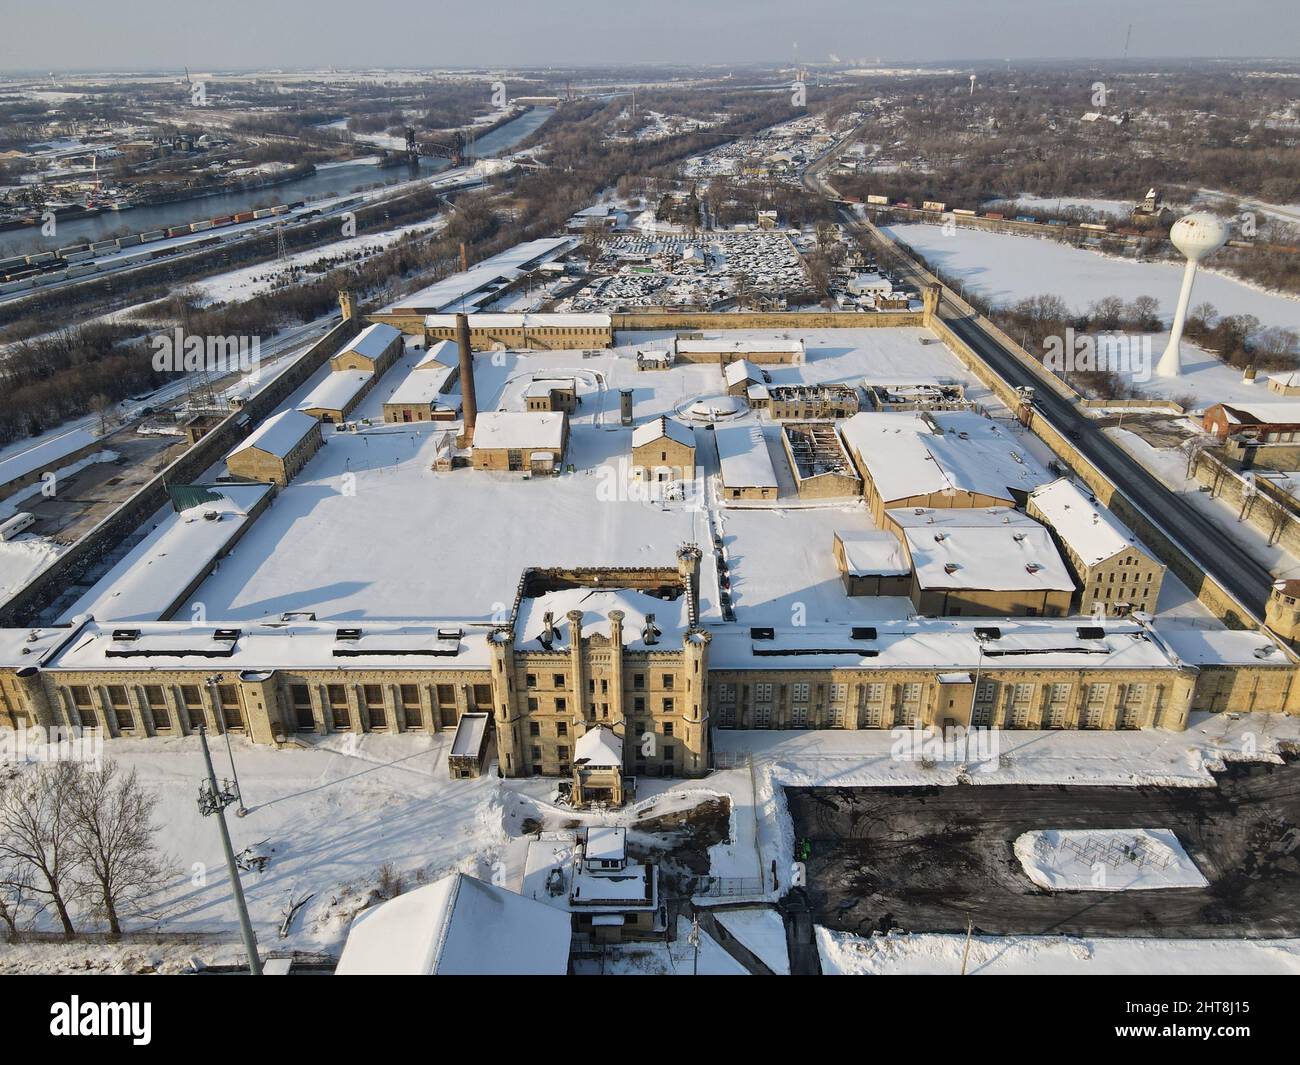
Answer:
807, 161, 1276, 616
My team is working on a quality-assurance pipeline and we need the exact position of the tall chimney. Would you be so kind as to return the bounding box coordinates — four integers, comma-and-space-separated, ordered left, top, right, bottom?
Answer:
456, 313, 477, 442
620, 389, 634, 427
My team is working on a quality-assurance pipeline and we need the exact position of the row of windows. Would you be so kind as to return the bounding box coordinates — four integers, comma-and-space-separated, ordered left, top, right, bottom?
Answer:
525, 671, 675, 691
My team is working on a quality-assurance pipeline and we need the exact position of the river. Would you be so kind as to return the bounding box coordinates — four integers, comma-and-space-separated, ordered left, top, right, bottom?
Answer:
2, 107, 553, 256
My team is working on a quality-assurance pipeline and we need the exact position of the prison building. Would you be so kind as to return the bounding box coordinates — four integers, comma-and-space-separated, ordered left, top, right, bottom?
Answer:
889, 507, 1075, 618
524, 377, 579, 414
226, 409, 322, 485
631, 416, 696, 482
297, 370, 376, 424
1027, 478, 1165, 617
865, 381, 968, 413
331, 322, 404, 375
636, 346, 674, 371
423, 312, 613, 351
674, 334, 804, 365
471, 411, 568, 474
181, 412, 224, 445
1267, 372, 1300, 397
766, 384, 860, 420
714, 423, 779, 501
781, 422, 862, 499
723, 359, 763, 398
705, 618, 1199, 732
382, 363, 459, 423
832, 530, 911, 597
839, 410, 1049, 524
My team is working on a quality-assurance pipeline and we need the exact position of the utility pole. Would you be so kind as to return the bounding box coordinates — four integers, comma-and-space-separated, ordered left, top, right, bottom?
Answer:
196, 724, 262, 975
960, 917, 974, 974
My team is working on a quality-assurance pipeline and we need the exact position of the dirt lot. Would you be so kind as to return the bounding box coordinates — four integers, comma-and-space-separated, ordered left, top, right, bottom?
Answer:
787, 758, 1300, 938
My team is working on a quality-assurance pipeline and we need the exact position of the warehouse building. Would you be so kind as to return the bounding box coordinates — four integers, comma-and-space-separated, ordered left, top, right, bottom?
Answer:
226, 409, 322, 485
524, 377, 579, 414
832, 530, 911, 597
1028, 478, 1165, 616
714, 423, 779, 500
472, 411, 568, 473
297, 370, 376, 423
424, 313, 612, 351
331, 322, 404, 376
889, 507, 1075, 618
840, 410, 1049, 524
631, 416, 696, 482
675, 335, 804, 365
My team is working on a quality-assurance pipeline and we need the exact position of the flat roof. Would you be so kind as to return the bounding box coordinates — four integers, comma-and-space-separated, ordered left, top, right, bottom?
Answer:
385, 237, 576, 313
714, 423, 779, 488
835, 530, 910, 577
0, 427, 101, 488
902, 524, 1074, 593
385, 365, 456, 408
425, 311, 611, 330
473, 411, 566, 451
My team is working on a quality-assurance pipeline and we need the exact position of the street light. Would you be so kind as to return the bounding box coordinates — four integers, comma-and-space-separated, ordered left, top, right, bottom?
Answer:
196, 723, 261, 975
207, 673, 247, 816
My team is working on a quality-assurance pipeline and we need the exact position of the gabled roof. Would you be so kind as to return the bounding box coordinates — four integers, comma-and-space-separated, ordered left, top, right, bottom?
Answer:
1029, 478, 1159, 568
229, 409, 318, 460
723, 359, 761, 386
335, 872, 571, 975
631, 416, 694, 450
575, 725, 623, 768
341, 322, 402, 361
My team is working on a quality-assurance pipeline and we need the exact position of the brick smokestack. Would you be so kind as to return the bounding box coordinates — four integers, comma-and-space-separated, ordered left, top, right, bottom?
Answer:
456, 313, 477, 441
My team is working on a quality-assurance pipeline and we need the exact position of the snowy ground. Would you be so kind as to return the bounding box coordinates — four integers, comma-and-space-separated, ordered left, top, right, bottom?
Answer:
716, 906, 790, 974
883, 222, 1300, 333
1013, 828, 1208, 892
177, 327, 1003, 626
591, 915, 749, 975
816, 928, 1300, 975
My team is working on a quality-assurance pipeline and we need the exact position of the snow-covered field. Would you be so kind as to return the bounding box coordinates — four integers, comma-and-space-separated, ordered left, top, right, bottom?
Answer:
883, 222, 1300, 333
817, 928, 1300, 975
1013, 828, 1208, 891
716, 906, 790, 974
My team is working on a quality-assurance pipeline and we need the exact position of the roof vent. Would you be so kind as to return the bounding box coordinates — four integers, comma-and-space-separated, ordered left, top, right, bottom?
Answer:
111, 628, 141, 641
1076, 626, 1106, 640
1025, 562, 1041, 573
436, 628, 463, 641
213, 628, 242, 641
934, 532, 946, 542
944, 562, 959, 574
1013, 532, 1026, 541
1254, 644, 1278, 659
335, 627, 362, 641
850, 626, 877, 640
642, 613, 661, 646
750, 627, 775, 641
974, 626, 1002, 641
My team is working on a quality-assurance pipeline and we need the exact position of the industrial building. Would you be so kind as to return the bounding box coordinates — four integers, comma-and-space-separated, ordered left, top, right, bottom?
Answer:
714, 423, 779, 500
423, 312, 612, 352
297, 370, 376, 424
781, 422, 862, 499
225, 409, 322, 485
330, 322, 404, 376
472, 411, 568, 473
1028, 478, 1165, 617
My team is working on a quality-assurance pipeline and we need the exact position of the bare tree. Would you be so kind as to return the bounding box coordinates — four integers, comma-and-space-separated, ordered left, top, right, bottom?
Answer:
0, 762, 83, 937
68, 761, 168, 936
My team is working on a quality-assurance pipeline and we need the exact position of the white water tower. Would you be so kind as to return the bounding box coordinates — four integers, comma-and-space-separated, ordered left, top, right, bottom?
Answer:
1154, 212, 1231, 377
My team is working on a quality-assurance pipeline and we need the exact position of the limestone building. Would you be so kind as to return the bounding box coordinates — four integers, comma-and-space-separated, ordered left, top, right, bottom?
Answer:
1027, 478, 1165, 616
226, 409, 322, 485
331, 322, 404, 376
631, 417, 696, 482
297, 370, 376, 424
472, 412, 568, 473
424, 313, 612, 351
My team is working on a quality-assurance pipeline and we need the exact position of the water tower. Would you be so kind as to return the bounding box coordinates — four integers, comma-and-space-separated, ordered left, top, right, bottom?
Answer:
1153, 212, 1231, 378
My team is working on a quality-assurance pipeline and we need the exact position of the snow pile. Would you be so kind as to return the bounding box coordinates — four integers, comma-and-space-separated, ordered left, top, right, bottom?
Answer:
817, 928, 1300, 976
1014, 829, 1208, 892
716, 907, 790, 974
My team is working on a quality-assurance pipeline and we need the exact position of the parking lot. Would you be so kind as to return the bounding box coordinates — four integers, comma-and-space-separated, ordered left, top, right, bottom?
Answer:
787, 757, 1300, 939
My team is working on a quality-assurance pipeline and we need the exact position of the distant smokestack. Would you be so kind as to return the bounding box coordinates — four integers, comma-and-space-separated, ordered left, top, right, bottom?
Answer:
456, 313, 477, 440
459, 242, 468, 273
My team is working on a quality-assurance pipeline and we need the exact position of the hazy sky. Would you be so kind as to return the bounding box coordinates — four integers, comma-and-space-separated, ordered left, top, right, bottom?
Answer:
2, 0, 1298, 72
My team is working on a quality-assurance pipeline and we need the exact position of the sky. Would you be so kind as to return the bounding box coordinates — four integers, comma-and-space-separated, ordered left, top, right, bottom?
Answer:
1, 0, 1298, 72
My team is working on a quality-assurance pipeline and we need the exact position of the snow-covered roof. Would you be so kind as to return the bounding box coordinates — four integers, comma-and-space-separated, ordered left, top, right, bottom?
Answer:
44, 618, 489, 672
415, 339, 459, 370
473, 411, 566, 451
424, 312, 611, 330
840, 411, 1049, 503
64, 484, 273, 623
575, 725, 623, 768
835, 530, 910, 576
707, 617, 1182, 672
297, 370, 374, 414
335, 872, 571, 975
449, 712, 488, 758
887, 505, 1037, 531
724, 359, 760, 386
631, 416, 694, 450
714, 423, 779, 488
386, 236, 576, 312
385, 365, 456, 408
586, 826, 626, 861
1029, 478, 1159, 568
341, 322, 402, 362
0, 427, 101, 488
229, 409, 318, 460
678, 336, 802, 355
1213, 401, 1300, 426
525, 377, 575, 398
903, 523, 1074, 593
516, 587, 689, 651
